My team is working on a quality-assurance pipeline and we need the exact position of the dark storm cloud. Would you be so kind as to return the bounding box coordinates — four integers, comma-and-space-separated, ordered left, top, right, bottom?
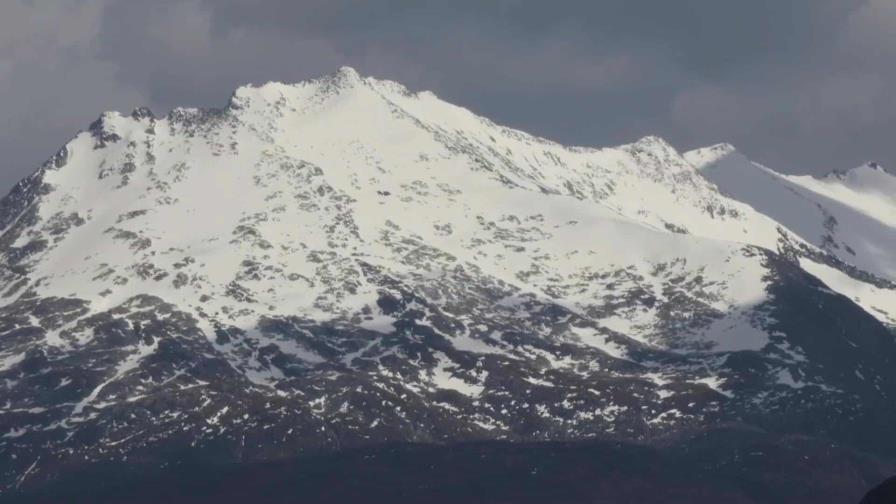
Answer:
1, 0, 893, 191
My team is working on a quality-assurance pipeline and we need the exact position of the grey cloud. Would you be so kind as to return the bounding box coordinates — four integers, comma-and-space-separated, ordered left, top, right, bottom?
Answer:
0, 0, 894, 192
0, 0, 143, 191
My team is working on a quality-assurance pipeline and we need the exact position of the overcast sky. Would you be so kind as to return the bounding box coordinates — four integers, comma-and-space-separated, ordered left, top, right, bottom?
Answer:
2, 0, 895, 192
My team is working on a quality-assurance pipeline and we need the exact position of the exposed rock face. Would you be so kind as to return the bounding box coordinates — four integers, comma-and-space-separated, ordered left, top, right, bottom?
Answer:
0, 68, 894, 496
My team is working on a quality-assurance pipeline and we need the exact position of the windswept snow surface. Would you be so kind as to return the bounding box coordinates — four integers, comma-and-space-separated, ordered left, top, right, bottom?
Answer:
687, 144, 896, 325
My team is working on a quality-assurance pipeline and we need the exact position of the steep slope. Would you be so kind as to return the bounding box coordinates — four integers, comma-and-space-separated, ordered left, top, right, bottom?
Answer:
1, 68, 895, 493
687, 144, 896, 326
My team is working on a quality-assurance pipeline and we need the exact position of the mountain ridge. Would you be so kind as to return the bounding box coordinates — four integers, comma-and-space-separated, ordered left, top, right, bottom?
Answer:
0, 67, 894, 498
686, 142, 896, 326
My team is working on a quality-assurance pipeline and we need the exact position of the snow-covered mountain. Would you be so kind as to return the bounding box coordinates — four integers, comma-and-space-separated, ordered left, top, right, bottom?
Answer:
687, 144, 896, 326
1, 67, 895, 494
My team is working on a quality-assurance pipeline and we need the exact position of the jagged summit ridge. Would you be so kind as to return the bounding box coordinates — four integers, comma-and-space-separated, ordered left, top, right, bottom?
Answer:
827, 161, 892, 178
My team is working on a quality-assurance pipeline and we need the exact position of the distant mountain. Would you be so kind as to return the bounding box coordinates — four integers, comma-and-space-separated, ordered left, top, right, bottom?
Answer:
0, 67, 894, 501
687, 144, 896, 326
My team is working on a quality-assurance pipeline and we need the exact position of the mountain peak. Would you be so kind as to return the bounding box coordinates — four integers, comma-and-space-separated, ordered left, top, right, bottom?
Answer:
630, 135, 674, 150
317, 65, 367, 91
861, 161, 892, 175
130, 106, 155, 121
333, 65, 362, 82
225, 66, 371, 112
683, 143, 741, 170
825, 161, 893, 180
